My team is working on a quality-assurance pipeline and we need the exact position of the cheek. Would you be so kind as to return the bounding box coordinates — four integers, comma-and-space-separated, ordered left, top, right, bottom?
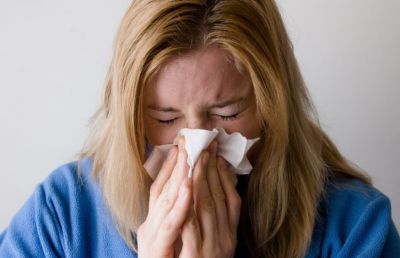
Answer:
144, 119, 179, 145
223, 108, 262, 139
224, 120, 261, 139
243, 111, 262, 138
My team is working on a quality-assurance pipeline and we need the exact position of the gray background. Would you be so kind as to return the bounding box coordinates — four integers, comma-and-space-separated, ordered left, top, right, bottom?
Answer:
1, 0, 399, 230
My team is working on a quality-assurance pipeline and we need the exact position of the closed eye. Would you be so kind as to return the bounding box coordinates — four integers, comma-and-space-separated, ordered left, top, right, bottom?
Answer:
219, 113, 239, 121
157, 118, 177, 125
157, 112, 240, 125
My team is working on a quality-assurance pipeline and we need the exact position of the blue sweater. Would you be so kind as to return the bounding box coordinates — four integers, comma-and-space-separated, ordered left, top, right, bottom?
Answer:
1, 158, 399, 257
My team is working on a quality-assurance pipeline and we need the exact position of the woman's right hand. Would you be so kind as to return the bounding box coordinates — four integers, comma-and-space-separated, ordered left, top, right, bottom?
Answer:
137, 137, 192, 258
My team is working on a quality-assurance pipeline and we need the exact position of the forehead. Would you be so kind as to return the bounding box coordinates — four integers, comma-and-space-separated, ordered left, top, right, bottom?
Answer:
145, 47, 251, 107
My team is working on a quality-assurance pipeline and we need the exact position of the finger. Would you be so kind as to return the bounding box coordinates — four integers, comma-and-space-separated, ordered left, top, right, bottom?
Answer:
149, 146, 178, 211
217, 156, 242, 233
206, 141, 230, 238
165, 136, 190, 202
193, 150, 217, 245
152, 137, 190, 228
157, 177, 193, 248
180, 204, 201, 257
153, 136, 188, 213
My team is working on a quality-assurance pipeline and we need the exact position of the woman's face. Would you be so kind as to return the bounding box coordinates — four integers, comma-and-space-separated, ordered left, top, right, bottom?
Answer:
144, 47, 262, 146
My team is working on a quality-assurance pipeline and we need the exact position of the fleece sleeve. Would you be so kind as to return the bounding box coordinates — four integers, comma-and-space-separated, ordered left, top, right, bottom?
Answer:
0, 184, 64, 257
334, 195, 400, 258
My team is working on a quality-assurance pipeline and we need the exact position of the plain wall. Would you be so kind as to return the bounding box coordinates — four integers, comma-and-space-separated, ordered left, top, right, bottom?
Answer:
1, 0, 399, 232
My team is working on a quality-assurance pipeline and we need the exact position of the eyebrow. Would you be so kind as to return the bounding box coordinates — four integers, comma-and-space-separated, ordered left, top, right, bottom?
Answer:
147, 96, 246, 112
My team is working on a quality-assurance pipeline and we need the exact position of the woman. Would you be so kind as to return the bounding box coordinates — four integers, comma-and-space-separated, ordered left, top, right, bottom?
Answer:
1, 0, 399, 257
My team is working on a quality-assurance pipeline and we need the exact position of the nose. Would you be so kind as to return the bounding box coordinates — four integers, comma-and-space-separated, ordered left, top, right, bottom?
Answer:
185, 115, 213, 130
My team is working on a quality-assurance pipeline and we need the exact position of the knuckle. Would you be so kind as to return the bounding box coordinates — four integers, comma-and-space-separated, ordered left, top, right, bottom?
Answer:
161, 196, 174, 210
161, 219, 174, 232
212, 189, 226, 202
200, 195, 215, 211
229, 238, 236, 252
222, 237, 236, 257
188, 214, 198, 228
203, 244, 220, 258
215, 247, 223, 258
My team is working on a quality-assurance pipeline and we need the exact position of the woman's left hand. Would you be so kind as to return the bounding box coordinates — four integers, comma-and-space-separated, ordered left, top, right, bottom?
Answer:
178, 141, 241, 258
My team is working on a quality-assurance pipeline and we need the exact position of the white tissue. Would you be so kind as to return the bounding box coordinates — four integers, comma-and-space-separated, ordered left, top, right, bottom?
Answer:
144, 128, 259, 179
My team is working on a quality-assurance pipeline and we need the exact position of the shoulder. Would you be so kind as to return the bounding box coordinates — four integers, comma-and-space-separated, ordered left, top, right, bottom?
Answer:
41, 157, 94, 193
0, 158, 136, 257
34, 158, 102, 222
41, 157, 96, 196
323, 177, 390, 224
38, 157, 100, 216
308, 177, 400, 258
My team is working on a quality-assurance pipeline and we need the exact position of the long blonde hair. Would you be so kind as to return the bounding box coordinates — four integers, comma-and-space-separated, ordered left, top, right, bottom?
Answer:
78, 0, 371, 257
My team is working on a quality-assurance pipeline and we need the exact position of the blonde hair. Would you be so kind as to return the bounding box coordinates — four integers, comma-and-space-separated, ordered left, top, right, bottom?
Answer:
78, 0, 371, 257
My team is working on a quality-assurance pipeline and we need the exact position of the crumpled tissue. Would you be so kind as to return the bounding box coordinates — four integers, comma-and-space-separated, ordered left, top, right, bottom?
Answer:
144, 128, 259, 179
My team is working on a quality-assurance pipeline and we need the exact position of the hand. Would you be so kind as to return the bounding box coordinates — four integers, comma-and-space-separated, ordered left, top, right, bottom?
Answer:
179, 141, 241, 258
138, 137, 192, 258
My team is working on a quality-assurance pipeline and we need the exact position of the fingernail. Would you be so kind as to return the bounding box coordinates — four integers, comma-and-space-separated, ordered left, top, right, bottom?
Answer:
178, 141, 186, 162
178, 136, 185, 150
